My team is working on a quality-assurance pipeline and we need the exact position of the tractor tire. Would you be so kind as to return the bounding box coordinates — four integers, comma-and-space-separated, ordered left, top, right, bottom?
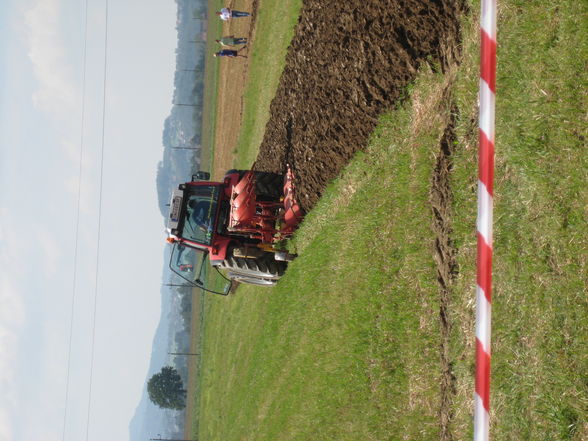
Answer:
219, 252, 287, 285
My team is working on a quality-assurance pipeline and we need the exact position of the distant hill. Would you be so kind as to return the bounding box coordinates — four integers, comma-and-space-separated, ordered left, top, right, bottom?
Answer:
130, 0, 209, 439
129, 245, 196, 441
156, 0, 209, 220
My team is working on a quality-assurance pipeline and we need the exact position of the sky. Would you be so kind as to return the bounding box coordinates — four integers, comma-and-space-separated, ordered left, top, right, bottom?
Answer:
0, 0, 177, 440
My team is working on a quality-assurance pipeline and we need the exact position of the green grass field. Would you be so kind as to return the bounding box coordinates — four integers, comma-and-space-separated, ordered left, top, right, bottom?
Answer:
184, 1, 225, 435
195, 0, 588, 439
199, 0, 224, 172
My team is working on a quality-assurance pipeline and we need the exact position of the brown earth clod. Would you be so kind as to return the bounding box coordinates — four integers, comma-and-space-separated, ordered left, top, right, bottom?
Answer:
254, 0, 466, 212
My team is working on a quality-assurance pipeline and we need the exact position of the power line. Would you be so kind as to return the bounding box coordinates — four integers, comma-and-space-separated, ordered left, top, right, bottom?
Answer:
62, 0, 90, 440
85, 0, 109, 440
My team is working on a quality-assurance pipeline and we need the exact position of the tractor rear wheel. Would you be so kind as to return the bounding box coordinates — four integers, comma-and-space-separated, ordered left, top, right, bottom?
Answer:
219, 252, 287, 285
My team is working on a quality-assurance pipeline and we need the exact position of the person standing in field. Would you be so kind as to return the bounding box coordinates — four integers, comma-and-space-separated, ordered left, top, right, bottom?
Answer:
215, 36, 248, 47
216, 7, 250, 21
213, 49, 247, 59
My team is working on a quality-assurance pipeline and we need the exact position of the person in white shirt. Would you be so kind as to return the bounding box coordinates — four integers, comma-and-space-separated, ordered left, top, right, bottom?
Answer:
216, 7, 250, 21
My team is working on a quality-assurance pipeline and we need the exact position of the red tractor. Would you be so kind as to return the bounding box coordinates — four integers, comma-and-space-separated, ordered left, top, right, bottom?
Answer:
166, 167, 304, 294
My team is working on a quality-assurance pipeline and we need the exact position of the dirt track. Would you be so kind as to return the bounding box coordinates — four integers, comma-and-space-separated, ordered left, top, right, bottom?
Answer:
210, 0, 258, 179
254, 0, 464, 212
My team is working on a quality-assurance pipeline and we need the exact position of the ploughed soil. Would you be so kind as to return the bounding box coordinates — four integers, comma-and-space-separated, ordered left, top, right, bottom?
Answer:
249, 2, 465, 438
254, 0, 464, 212
208, 1, 466, 439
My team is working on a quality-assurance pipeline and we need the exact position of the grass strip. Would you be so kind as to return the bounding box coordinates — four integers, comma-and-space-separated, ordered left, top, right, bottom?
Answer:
197, 0, 588, 439
450, 1, 588, 438
198, 68, 453, 440
200, 0, 224, 173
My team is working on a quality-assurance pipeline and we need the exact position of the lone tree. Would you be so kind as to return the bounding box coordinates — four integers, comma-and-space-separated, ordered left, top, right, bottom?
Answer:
147, 366, 186, 410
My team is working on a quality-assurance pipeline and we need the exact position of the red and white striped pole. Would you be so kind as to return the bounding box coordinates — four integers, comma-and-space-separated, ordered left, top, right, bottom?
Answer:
475, 0, 496, 440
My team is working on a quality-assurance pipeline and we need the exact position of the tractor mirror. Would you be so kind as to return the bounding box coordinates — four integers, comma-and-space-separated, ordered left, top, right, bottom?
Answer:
192, 171, 211, 181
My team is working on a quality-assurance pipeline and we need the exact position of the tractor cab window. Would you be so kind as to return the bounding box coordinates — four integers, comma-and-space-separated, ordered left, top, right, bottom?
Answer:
169, 243, 206, 282
169, 243, 231, 295
181, 186, 219, 245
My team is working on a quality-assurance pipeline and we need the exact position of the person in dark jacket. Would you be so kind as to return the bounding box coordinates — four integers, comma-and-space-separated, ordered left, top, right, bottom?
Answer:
213, 49, 247, 58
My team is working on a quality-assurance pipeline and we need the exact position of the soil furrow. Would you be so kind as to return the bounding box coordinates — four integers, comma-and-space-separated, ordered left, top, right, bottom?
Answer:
430, 105, 459, 441
254, 0, 464, 212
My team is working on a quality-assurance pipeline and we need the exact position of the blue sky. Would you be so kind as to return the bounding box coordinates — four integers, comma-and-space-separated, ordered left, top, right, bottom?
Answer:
0, 1, 177, 440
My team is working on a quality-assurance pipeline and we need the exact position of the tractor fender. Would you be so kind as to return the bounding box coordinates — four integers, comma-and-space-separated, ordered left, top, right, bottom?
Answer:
209, 236, 233, 264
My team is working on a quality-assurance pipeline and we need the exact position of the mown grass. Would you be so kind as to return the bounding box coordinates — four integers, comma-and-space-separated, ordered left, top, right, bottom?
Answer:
450, 1, 588, 439
185, 0, 225, 436
196, 0, 588, 439
200, 0, 224, 172
198, 69, 452, 440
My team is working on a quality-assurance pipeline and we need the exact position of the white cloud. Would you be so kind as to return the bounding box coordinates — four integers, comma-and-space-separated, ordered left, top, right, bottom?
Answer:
0, 216, 27, 385
0, 279, 24, 379
32, 224, 64, 277
0, 410, 14, 441
0, 212, 73, 441
24, 0, 77, 118
0, 269, 25, 441
22, 0, 102, 210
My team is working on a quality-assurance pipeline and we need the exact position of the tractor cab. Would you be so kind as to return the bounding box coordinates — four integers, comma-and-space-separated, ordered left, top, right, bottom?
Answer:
167, 182, 232, 295
168, 242, 232, 295
167, 183, 221, 244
